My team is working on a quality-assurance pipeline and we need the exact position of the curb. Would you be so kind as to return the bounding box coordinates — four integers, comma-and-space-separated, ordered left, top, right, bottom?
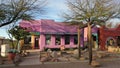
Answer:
1, 58, 120, 67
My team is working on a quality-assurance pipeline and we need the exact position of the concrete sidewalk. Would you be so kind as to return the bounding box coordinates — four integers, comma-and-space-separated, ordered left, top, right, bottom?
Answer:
19, 51, 41, 66
0, 50, 86, 67
0, 50, 41, 67
1, 50, 120, 67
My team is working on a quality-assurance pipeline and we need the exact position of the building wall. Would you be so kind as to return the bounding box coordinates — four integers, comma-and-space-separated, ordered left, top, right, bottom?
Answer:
99, 25, 120, 50
38, 34, 77, 51
0, 39, 10, 45
19, 19, 99, 51
0, 39, 3, 45
39, 34, 45, 51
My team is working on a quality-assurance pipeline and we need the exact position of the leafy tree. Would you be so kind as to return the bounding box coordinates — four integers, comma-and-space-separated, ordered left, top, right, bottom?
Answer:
64, 0, 120, 64
8, 26, 30, 51
0, 0, 46, 27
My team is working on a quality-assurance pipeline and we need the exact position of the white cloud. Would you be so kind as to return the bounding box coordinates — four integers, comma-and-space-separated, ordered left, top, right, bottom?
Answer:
47, 0, 68, 11
37, 0, 68, 22
106, 18, 120, 28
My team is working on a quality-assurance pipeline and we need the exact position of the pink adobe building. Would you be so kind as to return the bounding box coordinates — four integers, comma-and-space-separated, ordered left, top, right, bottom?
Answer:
19, 19, 79, 51
19, 19, 99, 51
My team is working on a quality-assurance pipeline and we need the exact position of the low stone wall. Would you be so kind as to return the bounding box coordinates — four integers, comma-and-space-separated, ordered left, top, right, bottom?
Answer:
108, 46, 120, 53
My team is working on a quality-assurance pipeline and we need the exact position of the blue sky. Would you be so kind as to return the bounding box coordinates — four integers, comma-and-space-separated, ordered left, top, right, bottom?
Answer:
0, 0, 120, 38
37, 0, 67, 22
0, 0, 67, 38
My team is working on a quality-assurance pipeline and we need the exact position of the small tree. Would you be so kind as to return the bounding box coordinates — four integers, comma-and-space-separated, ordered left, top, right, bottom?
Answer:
8, 26, 30, 52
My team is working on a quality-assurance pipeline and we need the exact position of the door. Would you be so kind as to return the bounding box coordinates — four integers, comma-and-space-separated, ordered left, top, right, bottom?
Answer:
117, 36, 120, 46
35, 37, 39, 49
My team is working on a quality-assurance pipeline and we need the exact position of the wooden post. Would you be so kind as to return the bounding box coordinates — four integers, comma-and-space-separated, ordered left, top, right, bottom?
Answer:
31, 35, 35, 49
78, 28, 81, 58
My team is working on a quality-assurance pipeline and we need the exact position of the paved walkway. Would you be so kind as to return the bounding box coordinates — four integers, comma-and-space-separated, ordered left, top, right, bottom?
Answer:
19, 51, 41, 65
0, 50, 41, 67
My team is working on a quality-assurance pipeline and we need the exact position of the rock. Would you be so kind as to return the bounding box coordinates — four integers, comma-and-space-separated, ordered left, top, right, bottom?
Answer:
51, 51, 57, 58
68, 57, 77, 61
58, 57, 68, 61
73, 49, 78, 54
51, 58, 59, 62
97, 52, 108, 58
80, 57, 86, 60
66, 50, 73, 54
118, 49, 120, 53
40, 52, 52, 62
114, 47, 119, 53
108, 46, 115, 52
97, 53, 103, 58
92, 55, 97, 60
73, 49, 78, 57
57, 52, 61, 56
47, 49, 52, 53
91, 61, 100, 67
107, 46, 120, 53
40, 57, 48, 62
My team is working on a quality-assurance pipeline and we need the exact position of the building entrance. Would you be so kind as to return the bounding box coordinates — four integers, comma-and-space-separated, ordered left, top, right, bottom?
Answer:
35, 37, 39, 49
117, 36, 120, 47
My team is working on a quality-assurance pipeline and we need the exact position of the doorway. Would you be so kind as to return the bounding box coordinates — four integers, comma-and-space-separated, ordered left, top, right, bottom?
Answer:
106, 37, 115, 46
117, 36, 120, 47
35, 37, 39, 49
92, 34, 98, 49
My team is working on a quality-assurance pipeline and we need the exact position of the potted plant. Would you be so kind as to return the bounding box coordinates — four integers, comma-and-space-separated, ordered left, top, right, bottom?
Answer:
8, 49, 18, 60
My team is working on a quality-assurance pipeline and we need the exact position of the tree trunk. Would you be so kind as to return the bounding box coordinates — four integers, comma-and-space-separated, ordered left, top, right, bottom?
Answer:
77, 28, 81, 58
16, 41, 19, 49
11, 40, 15, 49
87, 23, 92, 65
16, 40, 21, 52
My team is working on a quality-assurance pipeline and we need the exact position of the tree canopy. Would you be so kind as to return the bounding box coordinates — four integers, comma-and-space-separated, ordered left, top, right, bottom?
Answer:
8, 26, 30, 41
0, 0, 46, 27
63, 0, 120, 27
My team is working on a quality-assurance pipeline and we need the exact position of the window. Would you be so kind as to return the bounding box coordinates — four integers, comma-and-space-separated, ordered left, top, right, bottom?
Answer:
45, 34, 51, 45
74, 35, 78, 44
65, 35, 70, 45
55, 35, 61, 45
24, 36, 31, 44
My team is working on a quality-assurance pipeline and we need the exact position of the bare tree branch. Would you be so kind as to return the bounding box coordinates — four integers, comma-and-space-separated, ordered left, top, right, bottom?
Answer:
0, 0, 47, 27
64, 0, 120, 26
